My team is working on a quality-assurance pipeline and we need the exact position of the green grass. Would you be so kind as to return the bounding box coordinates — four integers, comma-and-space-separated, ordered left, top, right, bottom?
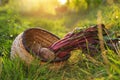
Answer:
0, 2, 120, 80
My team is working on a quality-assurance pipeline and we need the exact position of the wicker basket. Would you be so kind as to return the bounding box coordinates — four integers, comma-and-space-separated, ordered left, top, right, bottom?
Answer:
11, 28, 70, 64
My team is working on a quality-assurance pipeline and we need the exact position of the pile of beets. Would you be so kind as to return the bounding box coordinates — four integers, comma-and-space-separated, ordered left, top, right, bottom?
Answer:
49, 24, 119, 58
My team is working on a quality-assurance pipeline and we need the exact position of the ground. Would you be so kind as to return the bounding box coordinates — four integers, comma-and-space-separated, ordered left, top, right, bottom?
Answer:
0, 2, 120, 80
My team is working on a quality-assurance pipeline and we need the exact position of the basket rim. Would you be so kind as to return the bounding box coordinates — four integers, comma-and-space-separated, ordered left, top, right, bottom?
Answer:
21, 28, 71, 62
22, 27, 60, 40
22, 27, 60, 54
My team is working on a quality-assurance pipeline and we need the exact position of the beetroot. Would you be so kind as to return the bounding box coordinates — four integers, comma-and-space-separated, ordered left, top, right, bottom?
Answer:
49, 24, 119, 58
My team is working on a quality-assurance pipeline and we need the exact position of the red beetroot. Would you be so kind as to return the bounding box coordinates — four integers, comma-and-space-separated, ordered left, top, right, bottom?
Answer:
49, 24, 118, 58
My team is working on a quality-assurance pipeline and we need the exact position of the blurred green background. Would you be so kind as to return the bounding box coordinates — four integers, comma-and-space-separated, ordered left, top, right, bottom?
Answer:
0, 0, 120, 80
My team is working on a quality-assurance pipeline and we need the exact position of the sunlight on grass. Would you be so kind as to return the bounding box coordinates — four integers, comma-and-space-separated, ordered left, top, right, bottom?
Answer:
0, 0, 120, 80
15, 0, 60, 15
20, 0, 41, 10
58, 0, 67, 5
69, 50, 83, 64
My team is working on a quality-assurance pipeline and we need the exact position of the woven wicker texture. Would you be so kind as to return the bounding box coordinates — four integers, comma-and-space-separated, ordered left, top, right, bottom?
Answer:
11, 28, 70, 63
22, 28, 60, 55
11, 33, 34, 63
